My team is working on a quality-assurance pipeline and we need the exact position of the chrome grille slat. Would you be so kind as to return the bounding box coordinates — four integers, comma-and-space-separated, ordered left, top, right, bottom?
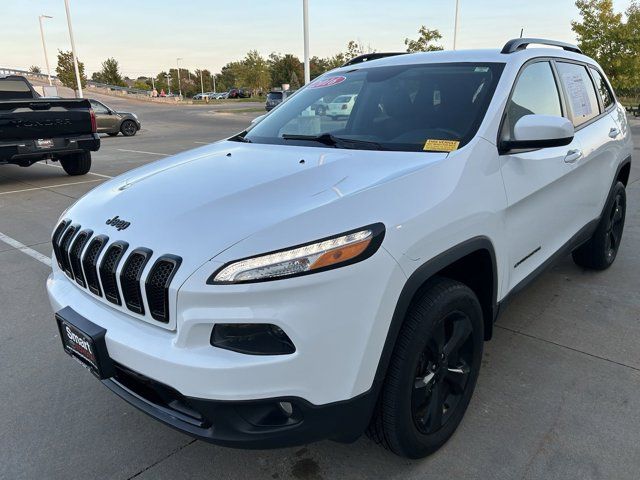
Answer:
83, 235, 108, 296
99, 241, 129, 305
145, 255, 182, 323
52, 220, 71, 269
120, 248, 153, 315
59, 224, 79, 278
69, 230, 92, 288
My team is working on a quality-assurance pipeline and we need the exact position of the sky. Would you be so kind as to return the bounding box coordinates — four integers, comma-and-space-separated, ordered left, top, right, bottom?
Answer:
0, 0, 634, 78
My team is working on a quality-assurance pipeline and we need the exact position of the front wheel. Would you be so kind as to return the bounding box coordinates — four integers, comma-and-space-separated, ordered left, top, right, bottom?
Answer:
59, 151, 92, 176
120, 120, 138, 136
572, 181, 626, 270
367, 277, 483, 458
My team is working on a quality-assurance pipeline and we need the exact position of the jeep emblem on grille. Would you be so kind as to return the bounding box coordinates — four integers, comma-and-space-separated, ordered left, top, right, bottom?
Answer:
105, 215, 131, 231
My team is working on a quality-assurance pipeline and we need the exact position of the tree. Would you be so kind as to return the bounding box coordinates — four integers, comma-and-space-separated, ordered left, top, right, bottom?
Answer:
572, 0, 640, 94
404, 26, 444, 53
269, 53, 303, 88
29, 65, 41, 74
241, 50, 271, 95
133, 80, 151, 91
55, 50, 87, 93
98, 58, 126, 86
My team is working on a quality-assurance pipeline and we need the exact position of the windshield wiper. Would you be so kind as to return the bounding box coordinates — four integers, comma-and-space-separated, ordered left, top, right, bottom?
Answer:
281, 133, 386, 150
229, 131, 252, 143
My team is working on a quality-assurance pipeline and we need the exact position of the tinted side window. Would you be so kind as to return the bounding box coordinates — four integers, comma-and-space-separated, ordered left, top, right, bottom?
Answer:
556, 62, 600, 126
589, 67, 614, 109
504, 61, 562, 139
90, 100, 109, 114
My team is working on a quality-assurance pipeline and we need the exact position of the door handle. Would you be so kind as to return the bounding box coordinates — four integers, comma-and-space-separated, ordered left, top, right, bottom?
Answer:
564, 149, 583, 164
609, 127, 621, 138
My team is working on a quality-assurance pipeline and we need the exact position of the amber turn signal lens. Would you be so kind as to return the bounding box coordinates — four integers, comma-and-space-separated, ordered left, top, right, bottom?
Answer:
310, 238, 372, 270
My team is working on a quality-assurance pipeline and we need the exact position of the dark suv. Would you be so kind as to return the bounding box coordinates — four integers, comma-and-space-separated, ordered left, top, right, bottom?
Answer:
227, 88, 251, 99
265, 90, 296, 111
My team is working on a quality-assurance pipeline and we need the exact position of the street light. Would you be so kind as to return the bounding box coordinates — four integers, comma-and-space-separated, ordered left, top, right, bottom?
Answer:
453, 0, 460, 50
302, 0, 310, 84
63, 0, 83, 97
176, 57, 183, 97
38, 15, 53, 86
165, 73, 172, 95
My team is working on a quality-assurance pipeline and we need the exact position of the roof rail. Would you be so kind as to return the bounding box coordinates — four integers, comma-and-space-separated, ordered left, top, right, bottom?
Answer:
342, 52, 407, 67
501, 38, 582, 54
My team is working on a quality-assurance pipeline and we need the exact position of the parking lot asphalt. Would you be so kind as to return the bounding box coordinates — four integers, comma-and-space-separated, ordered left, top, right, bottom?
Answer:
0, 99, 638, 480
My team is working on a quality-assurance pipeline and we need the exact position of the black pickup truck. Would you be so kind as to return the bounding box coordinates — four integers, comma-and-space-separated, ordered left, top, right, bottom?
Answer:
0, 75, 99, 175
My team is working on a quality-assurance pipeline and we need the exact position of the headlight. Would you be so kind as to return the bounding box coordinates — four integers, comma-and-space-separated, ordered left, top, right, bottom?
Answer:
209, 223, 385, 284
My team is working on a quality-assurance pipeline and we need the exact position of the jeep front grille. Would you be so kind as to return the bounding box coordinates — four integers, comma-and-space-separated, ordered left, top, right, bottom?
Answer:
52, 220, 181, 325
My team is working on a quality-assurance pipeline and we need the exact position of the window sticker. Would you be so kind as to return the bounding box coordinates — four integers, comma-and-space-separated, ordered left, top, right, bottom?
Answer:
423, 139, 460, 152
562, 73, 593, 118
309, 76, 347, 89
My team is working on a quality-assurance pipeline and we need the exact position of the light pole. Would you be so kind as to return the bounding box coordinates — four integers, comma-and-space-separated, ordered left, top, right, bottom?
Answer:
165, 74, 171, 95
200, 69, 204, 96
453, 0, 460, 50
176, 57, 183, 97
212, 74, 216, 93
303, 0, 310, 84
38, 15, 53, 86
63, 0, 83, 97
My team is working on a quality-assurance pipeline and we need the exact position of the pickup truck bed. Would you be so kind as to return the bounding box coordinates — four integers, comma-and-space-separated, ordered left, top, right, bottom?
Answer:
0, 75, 100, 175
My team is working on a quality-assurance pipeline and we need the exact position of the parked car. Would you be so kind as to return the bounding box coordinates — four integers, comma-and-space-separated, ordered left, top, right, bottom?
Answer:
48, 39, 632, 458
265, 90, 296, 111
0, 75, 99, 175
227, 88, 251, 99
326, 94, 357, 119
88, 99, 140, 137
192, 93, 207, 100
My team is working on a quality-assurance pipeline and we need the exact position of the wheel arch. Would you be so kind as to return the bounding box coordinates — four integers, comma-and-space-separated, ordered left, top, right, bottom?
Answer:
370, 237, 498, 396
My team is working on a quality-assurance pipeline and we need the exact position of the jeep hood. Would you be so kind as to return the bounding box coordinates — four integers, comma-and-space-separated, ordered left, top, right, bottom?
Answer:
65, 141, 445, 271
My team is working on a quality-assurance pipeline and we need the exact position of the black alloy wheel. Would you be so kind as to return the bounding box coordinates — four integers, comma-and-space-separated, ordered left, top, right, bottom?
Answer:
411, 311, 474, 435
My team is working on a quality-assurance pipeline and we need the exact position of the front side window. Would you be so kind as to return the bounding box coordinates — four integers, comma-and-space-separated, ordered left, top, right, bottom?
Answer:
503, 61, 562, 140
556, 62, 600, 126
89, 100, 109, 114
589, 67, 614, 110
244, 62, 504, 152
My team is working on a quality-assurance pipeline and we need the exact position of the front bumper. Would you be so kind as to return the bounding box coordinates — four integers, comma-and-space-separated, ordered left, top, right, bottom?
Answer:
103, 359, 376, 448
47, 247, 406, 445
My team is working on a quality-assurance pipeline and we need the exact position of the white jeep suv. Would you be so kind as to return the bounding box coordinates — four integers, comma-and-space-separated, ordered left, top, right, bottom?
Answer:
48, 39, 633, 458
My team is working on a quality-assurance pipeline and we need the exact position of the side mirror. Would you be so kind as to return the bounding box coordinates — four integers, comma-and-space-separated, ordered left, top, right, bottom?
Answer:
501, 114, 574, 151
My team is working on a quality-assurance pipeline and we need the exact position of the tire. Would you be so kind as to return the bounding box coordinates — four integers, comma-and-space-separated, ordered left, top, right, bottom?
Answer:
107, 132, 119, 137
120, 120, 137, 137
367, 277, 484, 458
59, 151, 92, 176
572, 181, 626, 270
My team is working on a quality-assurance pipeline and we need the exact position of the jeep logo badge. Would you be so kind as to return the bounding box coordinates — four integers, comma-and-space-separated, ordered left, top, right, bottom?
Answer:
105, 215, 131, 231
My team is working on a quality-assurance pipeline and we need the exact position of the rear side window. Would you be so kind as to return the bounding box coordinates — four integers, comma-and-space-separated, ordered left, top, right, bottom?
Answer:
556, 62, 600, 127
504, 61, 562, 139
0, 79, 33, 100
589, 67, 614, 109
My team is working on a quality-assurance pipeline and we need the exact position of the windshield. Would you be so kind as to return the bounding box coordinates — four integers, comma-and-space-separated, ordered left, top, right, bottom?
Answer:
267, 92, 283, 101
245, 62, 504, 152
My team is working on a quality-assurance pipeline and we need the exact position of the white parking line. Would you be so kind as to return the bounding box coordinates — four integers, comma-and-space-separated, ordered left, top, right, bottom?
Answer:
33, 162, 114, 179
0, 232, 51, 267
117, 148, 169, 156
0, 179, 103, 196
